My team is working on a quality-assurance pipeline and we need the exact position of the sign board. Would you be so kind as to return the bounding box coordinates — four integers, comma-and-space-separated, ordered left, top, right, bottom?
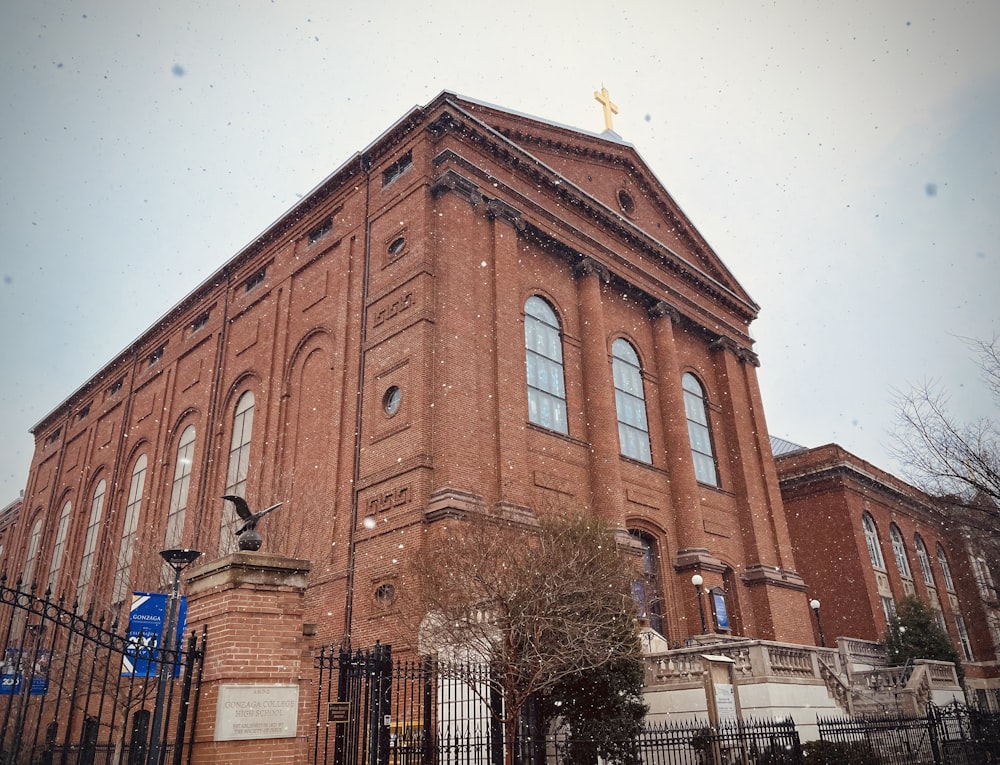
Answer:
122, 592, 188, 677
215, 684, 299, 741
714, 682, 737, 720
328, 701, 350, 723
700, 654, 743, 726
700, 654, 746, 763
711, 589, 731, 632
0, 649, 50, 696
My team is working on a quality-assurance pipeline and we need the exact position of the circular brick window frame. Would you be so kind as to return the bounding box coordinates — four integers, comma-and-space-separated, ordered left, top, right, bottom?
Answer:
383, 386, 401, 417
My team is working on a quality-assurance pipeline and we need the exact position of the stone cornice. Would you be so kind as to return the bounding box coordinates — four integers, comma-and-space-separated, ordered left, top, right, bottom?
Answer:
741, 564, 808, 592
710, 335, 760, 367
776, 459, 940, 519
650, 301, 681, 324
485, 198, 526, 230
673, 548, 727, 574
573, 256, 611, 284
429, 167, 483, 206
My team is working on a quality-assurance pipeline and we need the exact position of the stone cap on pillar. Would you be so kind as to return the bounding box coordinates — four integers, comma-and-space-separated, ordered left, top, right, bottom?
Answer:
184, 552, 311, 596
674, 548, 726, 573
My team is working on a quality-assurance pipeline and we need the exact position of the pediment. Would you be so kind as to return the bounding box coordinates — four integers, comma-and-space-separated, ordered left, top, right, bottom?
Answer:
438, 94, 755, 312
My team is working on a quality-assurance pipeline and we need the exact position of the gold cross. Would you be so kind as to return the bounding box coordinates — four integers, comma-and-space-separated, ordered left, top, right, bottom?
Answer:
594, 86, 618, 131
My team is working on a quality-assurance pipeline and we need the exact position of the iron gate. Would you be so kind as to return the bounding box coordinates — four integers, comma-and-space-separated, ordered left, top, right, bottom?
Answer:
313, 644, 506, 765
0, 577, 205, 765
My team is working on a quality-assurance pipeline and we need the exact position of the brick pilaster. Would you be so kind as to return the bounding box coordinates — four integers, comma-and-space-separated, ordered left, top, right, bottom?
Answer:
575, 258, 625, 526
650, 303, 705, 556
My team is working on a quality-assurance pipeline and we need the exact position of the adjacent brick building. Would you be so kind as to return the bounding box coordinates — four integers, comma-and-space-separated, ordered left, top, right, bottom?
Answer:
775, 440, 1000, 706
0, 92, 816, 653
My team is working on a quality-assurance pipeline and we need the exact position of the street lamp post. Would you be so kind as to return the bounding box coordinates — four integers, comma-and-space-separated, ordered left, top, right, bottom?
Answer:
147, 548, 202, 765
809, 598, 825, 648
691, 574, 707, 634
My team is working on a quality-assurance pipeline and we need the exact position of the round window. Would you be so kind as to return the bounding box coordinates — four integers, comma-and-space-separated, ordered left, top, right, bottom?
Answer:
383, 386, 402, 417
617, 189, 636, 215
375, 583, 396, 606
387, 236, 406, 259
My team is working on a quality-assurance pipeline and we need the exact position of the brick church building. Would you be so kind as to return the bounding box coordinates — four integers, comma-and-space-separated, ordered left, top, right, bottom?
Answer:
6, 91, 830, 655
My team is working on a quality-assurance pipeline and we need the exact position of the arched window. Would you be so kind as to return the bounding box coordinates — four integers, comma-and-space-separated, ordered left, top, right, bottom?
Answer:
22, 517, 44, 588
914, 534, 935, 587
612, 339, 651, 463
165, 426, 196, 550
112, 455, 147, 604
955, 615, 974, 661
682, 373, 719, 486
862, 512, 885, 570
46, 501, 72, 593
76, 479, 106, 611
524, 296, 568, 434
936, 544, 956, 592
890, 523, 912, 579
628, 530, 664, 635
972, 555, 995, 599
221, 392, 255, 555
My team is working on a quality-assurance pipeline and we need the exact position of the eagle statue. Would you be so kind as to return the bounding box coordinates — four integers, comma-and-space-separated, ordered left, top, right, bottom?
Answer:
221, 495, 283, 552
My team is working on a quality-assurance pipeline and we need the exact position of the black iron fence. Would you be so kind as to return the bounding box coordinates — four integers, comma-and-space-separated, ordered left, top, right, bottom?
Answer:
541, 718, 802, 765
312, 645, 804, 765
817, 704, 1000, 765
0, 577, 205, 765
313, 644, 1000, 765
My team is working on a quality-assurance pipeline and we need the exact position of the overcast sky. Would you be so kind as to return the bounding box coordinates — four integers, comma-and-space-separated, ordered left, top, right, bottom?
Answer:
1, 0, 997, 504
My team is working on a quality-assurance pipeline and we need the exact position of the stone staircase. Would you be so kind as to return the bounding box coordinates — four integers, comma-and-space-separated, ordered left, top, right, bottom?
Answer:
819, 638, 963, 716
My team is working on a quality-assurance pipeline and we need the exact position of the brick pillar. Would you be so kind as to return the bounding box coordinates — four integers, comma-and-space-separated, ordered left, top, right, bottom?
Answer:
709, 338, 809, 643
488, 204, 533, 514
650, 303, 707, 562
575, 257, 624, 526
183, 552, 312, 765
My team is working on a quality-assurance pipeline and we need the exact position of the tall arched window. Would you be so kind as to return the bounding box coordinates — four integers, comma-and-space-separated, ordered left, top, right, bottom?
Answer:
112, 455, 147, 604
76, 479, 106, 611
914, 534, 935, 587
936, 544, 956, 592
612, 339, 651, 463
682, 373, 719, 487
628, 530, 664, 635
862, 512, 885, 570
22, 517, 44, 588
165, 426, 196, 550
221, 392, 255, 555
889, 523, 912, 579
46, 501, 72, 593
524, 296, 568, 434
972, 554, 995, 599
955, 615, 973, 661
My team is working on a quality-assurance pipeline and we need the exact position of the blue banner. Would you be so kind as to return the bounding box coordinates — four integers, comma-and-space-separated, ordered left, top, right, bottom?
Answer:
0, 649, 50, 695
712, 590, 731, 631
122, 592, 187, 677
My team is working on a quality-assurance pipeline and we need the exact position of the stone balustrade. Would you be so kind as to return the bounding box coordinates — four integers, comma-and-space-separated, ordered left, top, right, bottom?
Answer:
645, 638, 842, 688
643, 636, 964, 723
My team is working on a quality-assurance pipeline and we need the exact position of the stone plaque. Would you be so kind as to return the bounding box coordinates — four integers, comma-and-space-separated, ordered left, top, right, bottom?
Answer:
215, 684, 299, 741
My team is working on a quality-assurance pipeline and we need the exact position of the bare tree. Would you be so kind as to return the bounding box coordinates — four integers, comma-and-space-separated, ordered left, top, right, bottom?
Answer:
889, 336, 1000, 514
412, 511, 640, 765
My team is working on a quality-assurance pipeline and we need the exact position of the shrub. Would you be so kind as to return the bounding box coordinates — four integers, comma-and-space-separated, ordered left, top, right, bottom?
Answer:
802, 739, 879, 765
